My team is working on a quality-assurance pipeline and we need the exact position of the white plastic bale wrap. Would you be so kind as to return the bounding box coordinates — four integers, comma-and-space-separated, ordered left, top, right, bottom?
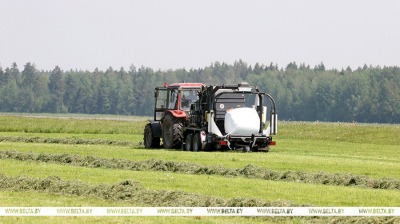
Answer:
224, 108, 260, 135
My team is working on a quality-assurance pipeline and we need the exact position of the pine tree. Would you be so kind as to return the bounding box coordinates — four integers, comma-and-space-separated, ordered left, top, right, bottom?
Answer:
0, 66, 4, 87
63, 73, 79, 112
11, 62, 20, 85
21, 62, 36, 88
74, 75, 92, 113
0, 81, 19, 112
32, 74, 50, 112
48, 66, 66, 113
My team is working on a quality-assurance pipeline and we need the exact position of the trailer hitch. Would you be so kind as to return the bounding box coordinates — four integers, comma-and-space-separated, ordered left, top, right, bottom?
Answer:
235, 144, 252, 153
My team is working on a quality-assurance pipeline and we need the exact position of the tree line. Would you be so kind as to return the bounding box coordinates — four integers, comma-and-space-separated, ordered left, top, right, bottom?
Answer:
0, 61, 399, 123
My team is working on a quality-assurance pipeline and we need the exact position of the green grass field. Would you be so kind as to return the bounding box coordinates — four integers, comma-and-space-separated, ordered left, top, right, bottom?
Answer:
0, 115, 399, 223
0, 115, 148, 134
0, 132, 143, 142
0, 112, 152, 120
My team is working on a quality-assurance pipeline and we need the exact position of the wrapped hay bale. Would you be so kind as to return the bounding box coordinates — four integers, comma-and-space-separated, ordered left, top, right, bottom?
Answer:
224, 108, 260, 135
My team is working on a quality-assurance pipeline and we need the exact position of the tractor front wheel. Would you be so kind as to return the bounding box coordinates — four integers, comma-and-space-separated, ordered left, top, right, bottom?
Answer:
144, 124, 160, 148
162, 113, 183, 149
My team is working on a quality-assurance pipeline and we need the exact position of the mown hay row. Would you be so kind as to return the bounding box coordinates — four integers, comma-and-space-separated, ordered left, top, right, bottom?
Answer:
0, 173, 398, 224
0, 136, 142, 146
1, 150, 400, 191
0, 173, 301, 207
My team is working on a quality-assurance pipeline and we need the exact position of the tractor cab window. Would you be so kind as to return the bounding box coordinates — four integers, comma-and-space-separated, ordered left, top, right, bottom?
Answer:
181, 90, 199, 111
154, 88, 168, 121
156, 90, 168, 109
168, 89, 178, 109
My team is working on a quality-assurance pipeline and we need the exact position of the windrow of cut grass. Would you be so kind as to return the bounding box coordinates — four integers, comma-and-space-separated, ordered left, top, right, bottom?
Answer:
2, 173, 398, 224
2, 141, 400, 180
0, 116, 147, 134
0, 173, 304, 207
0, 192, 396, 224
2, 150, 400, 191
0, 193, 268, 224
0, 132, 143, 142
3, 158, 400, 207
0, 136, 142, 147
0, 191, 274, 224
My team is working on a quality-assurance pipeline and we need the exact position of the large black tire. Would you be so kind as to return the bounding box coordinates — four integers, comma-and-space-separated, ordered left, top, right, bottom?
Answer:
193, 133, 206, 151
162, 113, 183, 149
144, 124, 160, 148
185, 133, 193, 151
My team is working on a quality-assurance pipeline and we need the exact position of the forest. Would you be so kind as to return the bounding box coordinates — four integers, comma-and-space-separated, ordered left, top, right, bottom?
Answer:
0, 61, 399, 124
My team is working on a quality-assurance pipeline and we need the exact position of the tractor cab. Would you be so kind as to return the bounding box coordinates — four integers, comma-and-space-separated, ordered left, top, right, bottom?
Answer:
154, 83, 205, 121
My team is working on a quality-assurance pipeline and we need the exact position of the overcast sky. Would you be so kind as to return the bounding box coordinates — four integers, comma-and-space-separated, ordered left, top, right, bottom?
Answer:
0, 0, 399, 72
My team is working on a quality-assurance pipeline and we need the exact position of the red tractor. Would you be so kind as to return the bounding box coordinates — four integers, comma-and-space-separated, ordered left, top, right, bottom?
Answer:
144, 82, 277, 152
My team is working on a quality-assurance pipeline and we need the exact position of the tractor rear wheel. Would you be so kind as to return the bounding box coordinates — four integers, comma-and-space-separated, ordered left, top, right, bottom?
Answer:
162, 113, 183, 149
144, 124, 160, 148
